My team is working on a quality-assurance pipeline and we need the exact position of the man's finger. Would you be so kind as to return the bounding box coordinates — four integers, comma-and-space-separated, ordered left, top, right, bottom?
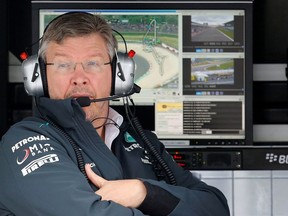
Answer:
85, 164, 107, 188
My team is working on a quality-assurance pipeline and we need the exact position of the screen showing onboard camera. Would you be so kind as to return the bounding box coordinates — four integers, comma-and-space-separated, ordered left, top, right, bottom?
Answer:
37, 5, 251, 145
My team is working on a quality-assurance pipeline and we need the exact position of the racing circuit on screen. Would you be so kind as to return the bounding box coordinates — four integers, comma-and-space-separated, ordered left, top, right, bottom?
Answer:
191, 15, 234, 43
191, 58, 234, 85
106, 14, 179, 91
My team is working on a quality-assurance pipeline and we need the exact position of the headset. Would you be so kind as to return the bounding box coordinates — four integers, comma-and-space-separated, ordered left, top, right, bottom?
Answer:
22, 12, 136, 99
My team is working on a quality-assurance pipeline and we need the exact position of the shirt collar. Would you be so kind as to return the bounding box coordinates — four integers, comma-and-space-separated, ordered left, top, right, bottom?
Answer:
104, 107, 124, 149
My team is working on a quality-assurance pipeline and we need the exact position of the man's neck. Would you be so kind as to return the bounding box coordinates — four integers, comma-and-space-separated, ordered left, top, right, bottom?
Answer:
96, 127, 105, 141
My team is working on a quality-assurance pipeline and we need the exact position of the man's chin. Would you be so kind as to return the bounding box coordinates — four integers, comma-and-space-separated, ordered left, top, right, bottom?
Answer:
82, 106, 91, 116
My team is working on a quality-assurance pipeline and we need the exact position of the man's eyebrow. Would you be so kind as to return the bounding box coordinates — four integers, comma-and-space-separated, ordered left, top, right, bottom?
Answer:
52, 53, 106, 59
53, 53, 71, 58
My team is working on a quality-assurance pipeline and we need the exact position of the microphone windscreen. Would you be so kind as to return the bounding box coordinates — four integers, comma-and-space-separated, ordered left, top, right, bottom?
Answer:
76, 97, 91, 107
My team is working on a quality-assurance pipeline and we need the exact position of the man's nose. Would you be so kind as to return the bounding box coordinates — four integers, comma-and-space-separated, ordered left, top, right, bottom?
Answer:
71, 63, 88, 85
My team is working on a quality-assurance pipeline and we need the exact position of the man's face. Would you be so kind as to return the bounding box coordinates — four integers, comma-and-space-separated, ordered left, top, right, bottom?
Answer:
45, 33, 112, 123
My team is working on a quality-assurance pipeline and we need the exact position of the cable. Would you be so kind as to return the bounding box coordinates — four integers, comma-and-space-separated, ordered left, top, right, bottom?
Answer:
91, 116, 120, 130
113, 29, 128, 53
34, 97, 88, 181
123, 97, 177, 185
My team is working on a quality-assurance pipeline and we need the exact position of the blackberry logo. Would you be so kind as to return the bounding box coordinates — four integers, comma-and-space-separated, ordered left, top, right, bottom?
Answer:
265, 153, 288, 164
266, 153, 278, 163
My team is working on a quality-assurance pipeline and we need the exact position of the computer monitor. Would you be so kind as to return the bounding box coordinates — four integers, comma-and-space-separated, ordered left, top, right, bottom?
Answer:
31, 0, 253, 146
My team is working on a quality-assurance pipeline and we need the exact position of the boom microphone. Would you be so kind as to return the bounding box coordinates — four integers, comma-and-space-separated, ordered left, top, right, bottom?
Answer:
76, 95, 123, 107
76, 84, 141, 107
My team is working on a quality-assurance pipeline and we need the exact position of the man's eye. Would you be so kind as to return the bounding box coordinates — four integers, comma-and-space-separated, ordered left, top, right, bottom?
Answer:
86, 61, 99, 67
58, 63, 70, 69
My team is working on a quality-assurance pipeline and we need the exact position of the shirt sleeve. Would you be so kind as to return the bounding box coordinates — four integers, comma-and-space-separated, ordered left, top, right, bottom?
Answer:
138, 181, 180, 216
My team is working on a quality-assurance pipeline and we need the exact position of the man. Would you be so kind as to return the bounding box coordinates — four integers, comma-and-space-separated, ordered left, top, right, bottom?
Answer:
0, 12, 230, 215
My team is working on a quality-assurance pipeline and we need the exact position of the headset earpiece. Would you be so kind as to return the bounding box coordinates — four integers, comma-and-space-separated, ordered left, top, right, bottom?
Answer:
110, 55, 117, 96
22, 55, 49, 97
22, 55, 45, 97
112, 51, 135, 96
38, 56, 49, 97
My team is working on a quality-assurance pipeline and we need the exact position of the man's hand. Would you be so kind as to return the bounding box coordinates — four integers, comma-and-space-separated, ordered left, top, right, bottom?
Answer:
85, 164, 147, 208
